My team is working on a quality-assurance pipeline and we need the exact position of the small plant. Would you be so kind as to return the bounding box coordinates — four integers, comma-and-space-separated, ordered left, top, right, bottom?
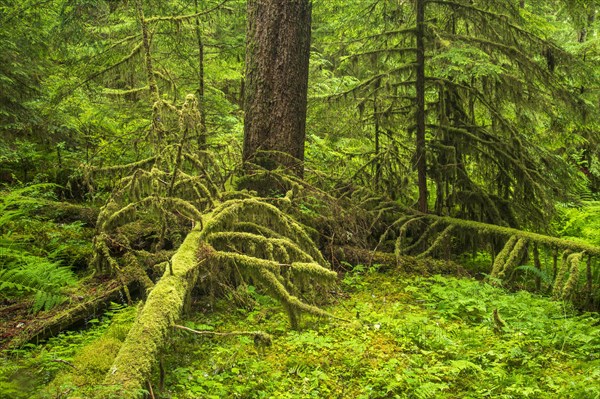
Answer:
0, 184, 78, 312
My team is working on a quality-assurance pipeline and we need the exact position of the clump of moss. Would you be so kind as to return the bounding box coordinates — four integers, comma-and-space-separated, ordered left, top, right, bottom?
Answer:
41, 305, 137, 398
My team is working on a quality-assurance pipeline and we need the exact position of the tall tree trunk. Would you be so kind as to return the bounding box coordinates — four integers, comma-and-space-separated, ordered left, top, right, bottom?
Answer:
243, 0, 312, 177
374, 86, 381, 189
135, 0, 163, 147
415, 0, 428, 212
194, 0, 207, 150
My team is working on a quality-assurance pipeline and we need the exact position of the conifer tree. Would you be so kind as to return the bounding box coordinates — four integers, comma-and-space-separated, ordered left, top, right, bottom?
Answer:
243, 0, 312, 177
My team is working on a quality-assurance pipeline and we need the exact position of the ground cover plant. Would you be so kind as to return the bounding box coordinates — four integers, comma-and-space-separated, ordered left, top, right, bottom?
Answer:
155, 269, 600, 399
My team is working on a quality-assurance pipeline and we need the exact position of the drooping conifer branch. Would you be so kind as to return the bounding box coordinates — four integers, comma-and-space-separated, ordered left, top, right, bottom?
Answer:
422, 214, 600, 256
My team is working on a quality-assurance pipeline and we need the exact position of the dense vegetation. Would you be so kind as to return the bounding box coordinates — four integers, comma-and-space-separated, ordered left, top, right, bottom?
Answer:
1, 0, 599, 398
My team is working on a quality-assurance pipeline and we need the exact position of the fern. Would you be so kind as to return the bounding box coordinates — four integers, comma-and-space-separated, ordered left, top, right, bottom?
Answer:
0, 184, 56, 229
0, 250, 76, 313
514, 264, 552, 285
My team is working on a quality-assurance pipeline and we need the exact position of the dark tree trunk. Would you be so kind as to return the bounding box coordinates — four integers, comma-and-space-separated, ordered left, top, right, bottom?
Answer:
415, 0, 428, 212
243, 0, 312, 177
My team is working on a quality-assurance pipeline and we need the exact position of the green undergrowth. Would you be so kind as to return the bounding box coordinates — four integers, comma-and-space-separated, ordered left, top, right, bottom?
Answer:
163, 269, 600, 399
1, 185, 94, 313
0, 303, 137, 399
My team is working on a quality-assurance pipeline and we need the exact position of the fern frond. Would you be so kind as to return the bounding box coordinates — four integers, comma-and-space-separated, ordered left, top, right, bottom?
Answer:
0, 254, 76, 313
514, 264, 552, 284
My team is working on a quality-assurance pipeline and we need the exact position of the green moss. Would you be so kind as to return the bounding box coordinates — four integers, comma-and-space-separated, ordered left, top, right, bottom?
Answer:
401, 220, 442, 255
202, 198, 327, 266
98, 226, 204, 399
426, 215, 600, 256
498, 237, 528, 280
416, 224, 454, 259
394, 216, 426, 258
561, 252, 583, 300
490, 236, 518, 278
552, 251, 573, 298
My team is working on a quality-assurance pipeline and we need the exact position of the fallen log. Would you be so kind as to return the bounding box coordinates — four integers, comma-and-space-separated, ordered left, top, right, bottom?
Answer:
2, 279, 134, 351
96, 226, 204, 399
328, 245, 469, 276
93, 197, 340, 398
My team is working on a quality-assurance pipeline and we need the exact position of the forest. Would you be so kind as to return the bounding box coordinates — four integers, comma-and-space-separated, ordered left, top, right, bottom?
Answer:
1, 0, 599, 398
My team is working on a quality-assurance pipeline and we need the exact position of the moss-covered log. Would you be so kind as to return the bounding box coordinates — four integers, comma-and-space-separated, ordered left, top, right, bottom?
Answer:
424, 214, 600, 256
96, 226, 204, 399
2, 279, 134, 351
329, 245, 469, 276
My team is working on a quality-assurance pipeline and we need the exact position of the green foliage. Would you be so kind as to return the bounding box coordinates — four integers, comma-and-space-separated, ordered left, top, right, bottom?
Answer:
0, 185, 81, 312
0, 303, 136, 399
555, 201, 600, 246
161, 272, 600, 399
0, 253, 76, 313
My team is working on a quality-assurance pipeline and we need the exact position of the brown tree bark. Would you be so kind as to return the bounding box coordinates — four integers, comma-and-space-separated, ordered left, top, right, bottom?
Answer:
243, 0, 312, 177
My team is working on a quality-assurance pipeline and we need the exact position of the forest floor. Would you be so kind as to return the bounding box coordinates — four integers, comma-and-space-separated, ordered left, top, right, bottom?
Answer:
2, 265, 599, 399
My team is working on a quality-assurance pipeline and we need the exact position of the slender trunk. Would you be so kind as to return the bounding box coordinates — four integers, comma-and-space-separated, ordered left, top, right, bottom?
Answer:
374, 88, 381, 189
243, 0, 312, 177
135, 0, 163, 146
415, 0, 428, 212
135, 0, 158, 103
194, 0, 207, 150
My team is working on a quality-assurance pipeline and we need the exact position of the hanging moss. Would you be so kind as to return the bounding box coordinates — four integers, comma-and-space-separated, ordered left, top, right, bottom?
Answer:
394, 216, 426, 259
416, 224, 455, 259
552, 250, 573, 298
198, 196, 344, 327
498, 238, 528, 280
207, 231, 313, 263
401, 220, 443, 255
489, 236, 516, 278
561, 252, 583, 301
216, 251, 338, 328
202, 198, 327, 266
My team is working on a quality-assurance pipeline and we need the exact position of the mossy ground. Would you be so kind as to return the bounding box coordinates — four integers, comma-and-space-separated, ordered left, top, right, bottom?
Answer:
162, 269, 600, 399
1, 268, 599, 399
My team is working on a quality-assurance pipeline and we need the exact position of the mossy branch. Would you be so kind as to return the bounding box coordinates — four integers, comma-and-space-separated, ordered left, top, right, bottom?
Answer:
394, 216, 426, 259
423, 214, 600, 256
553, 252, 583, 300
402, 220, 443, 255
562, 253, 583, 301
552, 251, 572, 298
97, 228, 204, 399
499, 237, 528, 280
203, 198, 327, 266
416, 224, 455, 259
491, 236, 518, 278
